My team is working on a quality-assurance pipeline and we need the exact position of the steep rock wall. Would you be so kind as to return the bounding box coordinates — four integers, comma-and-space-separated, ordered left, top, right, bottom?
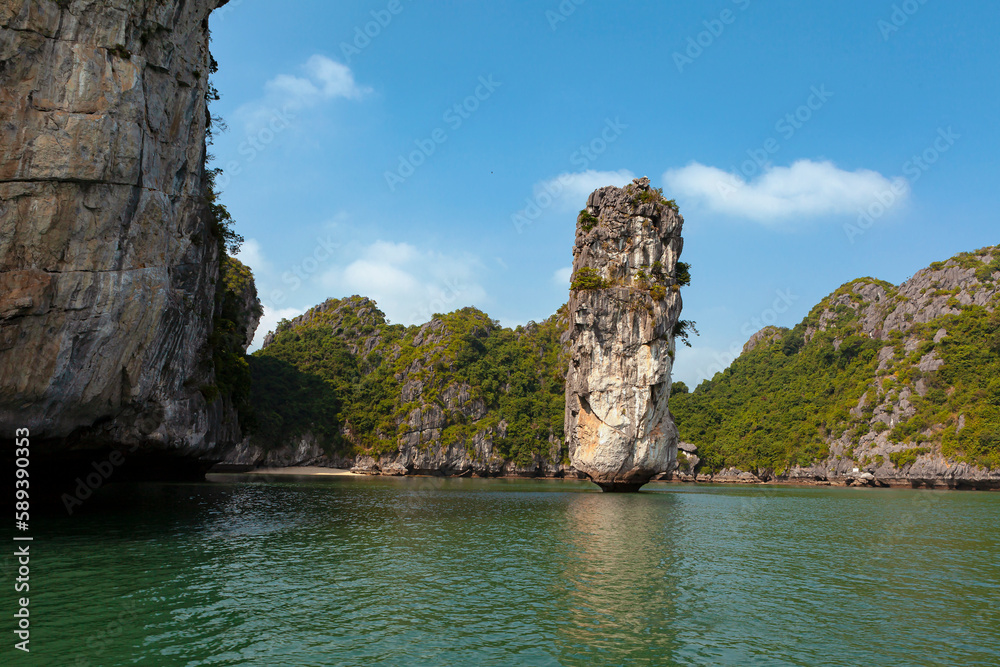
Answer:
0, 0, 245, 458
564, 177, 685, 491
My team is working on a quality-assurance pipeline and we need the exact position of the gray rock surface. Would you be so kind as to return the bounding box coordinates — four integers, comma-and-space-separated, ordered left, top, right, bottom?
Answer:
0, 0, 253, 459
564, 178, 684, 491
217, 433, 353, 469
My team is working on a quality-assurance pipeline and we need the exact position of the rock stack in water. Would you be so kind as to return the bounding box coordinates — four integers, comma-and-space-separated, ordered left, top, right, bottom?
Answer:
564, 177, 685, 492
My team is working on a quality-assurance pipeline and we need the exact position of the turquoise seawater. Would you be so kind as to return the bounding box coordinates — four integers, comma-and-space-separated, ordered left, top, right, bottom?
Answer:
9, 476, 1000, 666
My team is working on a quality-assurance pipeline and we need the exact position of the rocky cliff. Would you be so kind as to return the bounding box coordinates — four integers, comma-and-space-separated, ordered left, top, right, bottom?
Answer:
672, 245, 1000, 489
564, 177, 685, 491
0, 0, 255, 471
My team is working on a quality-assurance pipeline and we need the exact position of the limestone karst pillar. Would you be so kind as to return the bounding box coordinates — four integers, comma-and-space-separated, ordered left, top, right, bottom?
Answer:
564, 177, 685, 492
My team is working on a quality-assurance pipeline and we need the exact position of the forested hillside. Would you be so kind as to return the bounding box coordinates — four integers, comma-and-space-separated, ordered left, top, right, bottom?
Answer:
245, 297, 570, 473
671, 245, 1000, 482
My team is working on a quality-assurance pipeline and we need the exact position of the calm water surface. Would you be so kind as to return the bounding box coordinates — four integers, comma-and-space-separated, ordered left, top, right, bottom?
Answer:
12, 476, 1000, 666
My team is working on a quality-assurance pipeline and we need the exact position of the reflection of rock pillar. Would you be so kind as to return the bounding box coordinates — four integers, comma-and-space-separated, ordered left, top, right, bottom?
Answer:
565, 178, 685, 492
547, 493, 681, 662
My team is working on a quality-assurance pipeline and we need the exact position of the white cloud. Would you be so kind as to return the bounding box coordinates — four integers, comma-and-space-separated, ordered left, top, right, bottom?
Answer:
321, 241, 487, 326
249, 305, 305, 352
552, 266, 573, 286
303, 55, 369, 99
236, 54, 371, 132
535, 169, 636, 213
663, 160, 909, 223
343, 259, 420, 295
264, 74, 321, 102
237, 234, 489, 347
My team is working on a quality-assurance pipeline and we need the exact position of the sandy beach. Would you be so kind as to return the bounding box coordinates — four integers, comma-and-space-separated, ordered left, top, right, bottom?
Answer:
212, 467, 357, 477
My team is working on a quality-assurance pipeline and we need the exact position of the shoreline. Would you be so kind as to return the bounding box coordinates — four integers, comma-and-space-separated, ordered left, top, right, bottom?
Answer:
207, 466, 1000, 490
660, 477, 1000, 491
208, 466, 358, 478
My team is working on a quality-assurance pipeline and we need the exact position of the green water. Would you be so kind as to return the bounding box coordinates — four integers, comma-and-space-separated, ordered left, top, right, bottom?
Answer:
8, 477, 1000, 666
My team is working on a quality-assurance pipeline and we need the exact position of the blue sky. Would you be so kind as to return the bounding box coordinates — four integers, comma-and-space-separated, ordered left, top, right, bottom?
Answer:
208, 0, 999, 387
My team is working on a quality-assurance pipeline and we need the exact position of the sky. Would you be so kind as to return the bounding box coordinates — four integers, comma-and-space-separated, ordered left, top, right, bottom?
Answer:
208, 0, 999, 388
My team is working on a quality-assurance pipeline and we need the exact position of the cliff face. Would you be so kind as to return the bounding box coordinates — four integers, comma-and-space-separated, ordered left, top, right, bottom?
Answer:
564, 177, 685, 491
672, 246, 1000, 489
0, 0, 250, 459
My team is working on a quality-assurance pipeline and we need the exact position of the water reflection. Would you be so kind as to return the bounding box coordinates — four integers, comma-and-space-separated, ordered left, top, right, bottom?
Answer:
17, 478, 1000, 666
550, 492, 683, 665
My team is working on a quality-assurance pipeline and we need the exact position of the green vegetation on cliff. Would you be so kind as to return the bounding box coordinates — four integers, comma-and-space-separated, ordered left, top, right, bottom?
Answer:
672, 246, 1000, 475
199, 167, 260, 424
248, 355, 342, 447
889, 306, 1000, 469
202, 80, 260, 430
670, 304, 881, 474
207, 255, 257, 408
250, 299, 570, 465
